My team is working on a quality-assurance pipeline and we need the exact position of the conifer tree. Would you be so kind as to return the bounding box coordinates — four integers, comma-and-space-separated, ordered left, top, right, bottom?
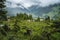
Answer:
36, 16, 40, 22
28, 14, 32, 20
0, 0, 7, 21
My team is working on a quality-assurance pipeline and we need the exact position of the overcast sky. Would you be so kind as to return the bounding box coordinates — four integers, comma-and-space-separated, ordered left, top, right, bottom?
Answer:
6, 0, 60, 8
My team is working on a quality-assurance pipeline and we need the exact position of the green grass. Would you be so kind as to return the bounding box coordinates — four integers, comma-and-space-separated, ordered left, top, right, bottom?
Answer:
0, 20, 60, 40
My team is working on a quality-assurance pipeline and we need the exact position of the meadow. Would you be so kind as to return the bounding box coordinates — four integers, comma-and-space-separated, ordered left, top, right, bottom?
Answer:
0, 19, 60, 40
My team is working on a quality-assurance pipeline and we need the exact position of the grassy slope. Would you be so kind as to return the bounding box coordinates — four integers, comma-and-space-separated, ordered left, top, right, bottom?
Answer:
1, 20, 60, 40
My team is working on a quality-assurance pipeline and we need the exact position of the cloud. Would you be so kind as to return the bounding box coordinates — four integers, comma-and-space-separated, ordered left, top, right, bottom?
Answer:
39, 0, 60, 7
6, 0, 39, 8
6, 0, 60, 8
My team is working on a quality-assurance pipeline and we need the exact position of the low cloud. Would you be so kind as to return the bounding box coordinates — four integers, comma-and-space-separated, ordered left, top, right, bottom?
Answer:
40, 0, 60, 7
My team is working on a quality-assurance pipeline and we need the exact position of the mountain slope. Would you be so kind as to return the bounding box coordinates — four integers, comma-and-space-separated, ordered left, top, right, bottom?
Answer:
6, 3, 60, 17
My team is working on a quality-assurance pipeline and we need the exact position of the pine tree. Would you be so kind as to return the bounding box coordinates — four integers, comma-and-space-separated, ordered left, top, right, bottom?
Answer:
36, 16, 40, 22
24, 13, 28, 20
45, 16, 50, 22
28, 14, 32, 20
0, 0, 7, 21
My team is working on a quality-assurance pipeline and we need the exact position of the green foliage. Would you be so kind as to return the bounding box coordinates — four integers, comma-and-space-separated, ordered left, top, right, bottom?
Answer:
28, 14, 33, 20
0, 27, 7, 36
16, 13, 33, 20
0, 19, 60, 40
45, 15, 50, 22
13, 20, 20, 33
3, 24, 10, 32
0, 0, 7, 21
35, 16, 40, 22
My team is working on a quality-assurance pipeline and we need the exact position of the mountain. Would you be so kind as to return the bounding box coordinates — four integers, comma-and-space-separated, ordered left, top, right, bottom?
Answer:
28, 3, 60, 16
6, 3, 60, 17
6, 7, 30, 16
6, 1, 30, 16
